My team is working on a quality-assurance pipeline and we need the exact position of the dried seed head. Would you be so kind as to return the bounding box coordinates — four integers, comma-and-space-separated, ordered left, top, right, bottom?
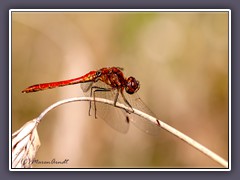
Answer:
12, 119, 41, 168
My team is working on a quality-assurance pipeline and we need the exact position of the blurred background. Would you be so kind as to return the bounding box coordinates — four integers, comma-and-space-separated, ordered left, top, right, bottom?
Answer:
12, 11, 229, 168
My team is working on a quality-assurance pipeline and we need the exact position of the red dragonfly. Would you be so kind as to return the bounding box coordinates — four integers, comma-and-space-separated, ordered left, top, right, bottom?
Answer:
22, 67, 160, 134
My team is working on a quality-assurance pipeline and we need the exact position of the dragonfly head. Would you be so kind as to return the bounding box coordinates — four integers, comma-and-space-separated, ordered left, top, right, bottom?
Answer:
125, 77, 140, 94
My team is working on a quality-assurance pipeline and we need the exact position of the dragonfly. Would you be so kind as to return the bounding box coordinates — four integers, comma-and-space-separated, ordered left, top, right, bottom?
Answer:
22, 67, 160, 134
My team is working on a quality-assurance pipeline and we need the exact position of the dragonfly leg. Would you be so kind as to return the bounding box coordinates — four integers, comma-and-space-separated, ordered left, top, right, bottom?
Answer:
90, 86, 111, 118
113, 90, 119, 106
120, 91, 134, 114
89, 86, 97, 116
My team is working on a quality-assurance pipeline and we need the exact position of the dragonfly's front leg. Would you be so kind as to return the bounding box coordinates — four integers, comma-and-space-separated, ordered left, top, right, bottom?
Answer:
112, 90, 133, 114
120, 91, 134, 114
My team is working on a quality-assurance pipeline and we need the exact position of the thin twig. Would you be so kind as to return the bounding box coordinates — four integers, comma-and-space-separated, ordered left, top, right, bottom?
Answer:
35, 96, 228, 168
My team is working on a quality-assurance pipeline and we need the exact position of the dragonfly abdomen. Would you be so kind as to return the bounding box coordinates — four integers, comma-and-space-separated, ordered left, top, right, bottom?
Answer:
22, 71, 97, 93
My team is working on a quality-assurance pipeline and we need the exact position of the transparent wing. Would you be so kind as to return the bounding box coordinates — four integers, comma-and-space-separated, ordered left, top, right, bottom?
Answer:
80, 81, 161, 135
123, 92, 161, 136
81, 81, 130, 133
80, 81, 94, 92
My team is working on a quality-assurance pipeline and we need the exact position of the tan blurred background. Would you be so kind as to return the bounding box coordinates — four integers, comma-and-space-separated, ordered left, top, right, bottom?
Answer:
12, 11, 229, 168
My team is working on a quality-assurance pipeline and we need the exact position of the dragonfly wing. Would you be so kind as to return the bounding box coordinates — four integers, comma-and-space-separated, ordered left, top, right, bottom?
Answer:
83, 81, 129, 133
81, 81, 160, 135
122, 93, 161, 135
94, 101, 130, 133
80, 81, 94, 93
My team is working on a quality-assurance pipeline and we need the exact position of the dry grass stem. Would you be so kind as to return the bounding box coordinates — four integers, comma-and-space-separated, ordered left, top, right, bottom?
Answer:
35, 96, 228, 168
12, 96, 228, 168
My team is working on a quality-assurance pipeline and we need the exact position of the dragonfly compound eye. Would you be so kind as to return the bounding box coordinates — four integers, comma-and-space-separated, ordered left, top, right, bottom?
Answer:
125, 77, 140, 94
